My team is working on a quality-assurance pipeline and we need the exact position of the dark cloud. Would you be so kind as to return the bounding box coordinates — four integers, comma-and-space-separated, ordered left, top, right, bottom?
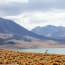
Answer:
0, 0, 65, 16
0, 3, 27, 16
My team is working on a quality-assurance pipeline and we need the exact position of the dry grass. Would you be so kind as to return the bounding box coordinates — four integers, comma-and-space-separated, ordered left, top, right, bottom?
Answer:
0, 49, 65, 65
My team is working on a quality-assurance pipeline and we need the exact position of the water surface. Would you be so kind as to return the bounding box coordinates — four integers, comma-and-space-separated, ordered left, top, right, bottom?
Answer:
17, 48, 65, 54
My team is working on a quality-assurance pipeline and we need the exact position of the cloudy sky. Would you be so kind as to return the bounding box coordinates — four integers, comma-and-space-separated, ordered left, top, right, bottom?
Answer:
0, 0, 65, 30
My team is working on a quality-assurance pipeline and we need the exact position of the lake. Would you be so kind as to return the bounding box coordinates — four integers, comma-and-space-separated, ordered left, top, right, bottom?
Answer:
17, 48, 65, 54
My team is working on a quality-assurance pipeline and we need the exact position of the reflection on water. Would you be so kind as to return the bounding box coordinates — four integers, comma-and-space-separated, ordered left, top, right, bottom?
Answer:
17, 48, 65, 54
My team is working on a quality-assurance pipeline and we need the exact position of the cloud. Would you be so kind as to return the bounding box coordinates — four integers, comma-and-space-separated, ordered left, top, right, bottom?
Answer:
5, 10, 65, 30
1, 0, 65, 30
0, 0, 28, 4
0, 0, 65, 16
0, 0, 29, 16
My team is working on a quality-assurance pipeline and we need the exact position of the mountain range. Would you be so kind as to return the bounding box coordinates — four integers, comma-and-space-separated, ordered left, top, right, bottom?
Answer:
32, 25, 65, 42
0, 18, 52, 48
0, 18, 44, 40
0, 18, 65, 48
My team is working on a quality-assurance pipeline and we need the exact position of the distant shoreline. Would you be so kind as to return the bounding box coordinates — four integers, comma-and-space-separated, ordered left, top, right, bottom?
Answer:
0, 48, 65, 55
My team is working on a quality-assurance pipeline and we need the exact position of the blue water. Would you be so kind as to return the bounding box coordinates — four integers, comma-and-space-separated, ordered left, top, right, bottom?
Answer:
17, 48, 65, 54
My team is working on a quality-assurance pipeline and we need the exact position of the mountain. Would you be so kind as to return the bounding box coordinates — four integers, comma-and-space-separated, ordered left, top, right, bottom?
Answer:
1, 18, 55, 39
0, 18, 65, 48
0, 18, 52, 45
32, 25, 65, 41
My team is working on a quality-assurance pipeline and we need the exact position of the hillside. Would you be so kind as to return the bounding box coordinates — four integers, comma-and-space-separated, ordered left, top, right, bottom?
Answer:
0, 18, 52, 48
0, 18, 65, 48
